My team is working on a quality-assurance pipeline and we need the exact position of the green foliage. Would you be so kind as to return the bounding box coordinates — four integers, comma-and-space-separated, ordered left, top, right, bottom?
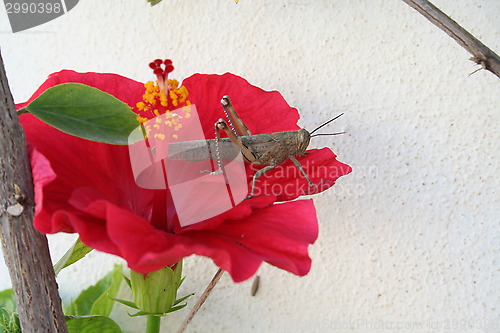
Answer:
89, 266, 123, 317
18, 83, 139, 145
65, 265, 123, 317
0, 290, 15, 314
0, 290, 19, 333
1, 265, 125, 332
112, 292, 194, 317
54, 238, 94, 275
0, 264, 192, 331
65, 316, 122, 333
147, 0, 162, 5
0, 309, 20, 333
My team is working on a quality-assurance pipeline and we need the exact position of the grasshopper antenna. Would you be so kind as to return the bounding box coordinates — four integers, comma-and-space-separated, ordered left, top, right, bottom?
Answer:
310, 113, 344, 135
311, 131, 345, 137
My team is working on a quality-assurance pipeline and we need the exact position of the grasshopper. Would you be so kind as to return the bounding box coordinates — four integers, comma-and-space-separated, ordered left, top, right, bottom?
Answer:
168, 96, 343, 199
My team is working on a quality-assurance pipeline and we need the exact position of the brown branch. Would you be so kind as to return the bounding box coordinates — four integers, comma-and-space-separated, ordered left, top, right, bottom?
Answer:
0, 48, 67, 332
176, 268, 224, 333
402, 0, 500, 78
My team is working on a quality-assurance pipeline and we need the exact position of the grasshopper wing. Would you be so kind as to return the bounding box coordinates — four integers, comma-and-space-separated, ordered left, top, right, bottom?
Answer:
168, 138, 241, 162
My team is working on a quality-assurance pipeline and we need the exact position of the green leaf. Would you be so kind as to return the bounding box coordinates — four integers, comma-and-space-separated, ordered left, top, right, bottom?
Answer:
110, 298, 138, 310
66, 265, 123, 316
122, 275, 132, 289
20, 83, 139, 145
90, 266, 123, 316
0, 290, 16, 313
54, 238, 93, 275
0, 308, 10, 333
165, 303, 187, 313
173, 292, 194, 306
128, 310, 152, 317
66, 315, 122, 333
0, 308, 20, 333
0, 290, 18, 333
8, 313, 20, 333
147, 0, 162, 5
126, 302, 188, 317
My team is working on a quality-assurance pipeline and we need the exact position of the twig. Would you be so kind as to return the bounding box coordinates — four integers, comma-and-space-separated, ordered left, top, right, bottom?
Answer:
176, 268, 224, 333
0, 49, 67, 331
402, 0, 500, 78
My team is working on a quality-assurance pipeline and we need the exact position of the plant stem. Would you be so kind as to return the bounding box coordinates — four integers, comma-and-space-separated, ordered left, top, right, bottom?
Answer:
401, 0, 500, 78
0, 48, 67, 332
176, 269, 224, 333
146, 315, 161, 333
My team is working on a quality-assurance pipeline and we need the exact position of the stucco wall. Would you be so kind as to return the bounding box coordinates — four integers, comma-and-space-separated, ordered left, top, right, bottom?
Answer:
0, 1, 498, 332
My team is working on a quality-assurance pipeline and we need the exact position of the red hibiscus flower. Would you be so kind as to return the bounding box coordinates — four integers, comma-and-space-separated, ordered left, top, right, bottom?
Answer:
17, 65, 351, 282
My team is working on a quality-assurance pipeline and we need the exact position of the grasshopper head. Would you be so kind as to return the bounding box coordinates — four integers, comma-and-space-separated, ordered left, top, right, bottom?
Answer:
296, 128, 311, 155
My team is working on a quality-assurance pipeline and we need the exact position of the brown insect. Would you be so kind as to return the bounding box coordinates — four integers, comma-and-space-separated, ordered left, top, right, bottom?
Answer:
168, 96, 343, 199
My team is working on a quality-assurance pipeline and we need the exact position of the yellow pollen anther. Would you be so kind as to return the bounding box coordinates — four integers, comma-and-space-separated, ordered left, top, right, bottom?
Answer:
168, 79, 179, 90
135, 75, 191, 133
136, 102, 146, 110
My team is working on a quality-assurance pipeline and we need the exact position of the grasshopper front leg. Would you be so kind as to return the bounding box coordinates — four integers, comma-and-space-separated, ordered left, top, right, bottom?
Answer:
290, 156, 314, 187
247, 157, 313, 199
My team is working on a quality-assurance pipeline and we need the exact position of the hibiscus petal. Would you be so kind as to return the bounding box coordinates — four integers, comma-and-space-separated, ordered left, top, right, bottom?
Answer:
173, 195, 276, 233
183, 73, 301, 136
202, 199, 319, 281
56, 207, 121, 257
28, 145, 58, 232
250, 148, 353, 201
102, 198, 318, 282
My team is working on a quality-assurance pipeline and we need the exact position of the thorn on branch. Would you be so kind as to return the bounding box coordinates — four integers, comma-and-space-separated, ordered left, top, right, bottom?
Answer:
468, 56, 488, 76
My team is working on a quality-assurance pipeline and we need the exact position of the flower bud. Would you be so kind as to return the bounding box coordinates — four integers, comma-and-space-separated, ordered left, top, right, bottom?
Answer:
130, 261, 182, 314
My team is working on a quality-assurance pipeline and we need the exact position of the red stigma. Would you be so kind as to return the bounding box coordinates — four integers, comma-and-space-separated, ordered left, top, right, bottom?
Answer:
149, 59, 175, 92
149, 59, 174, 79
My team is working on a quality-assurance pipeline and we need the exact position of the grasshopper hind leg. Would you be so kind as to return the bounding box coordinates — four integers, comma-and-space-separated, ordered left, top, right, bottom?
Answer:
221, 96, 252, 136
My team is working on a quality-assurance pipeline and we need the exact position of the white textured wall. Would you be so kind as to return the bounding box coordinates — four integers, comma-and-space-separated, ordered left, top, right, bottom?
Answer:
1, 1, 499, 332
